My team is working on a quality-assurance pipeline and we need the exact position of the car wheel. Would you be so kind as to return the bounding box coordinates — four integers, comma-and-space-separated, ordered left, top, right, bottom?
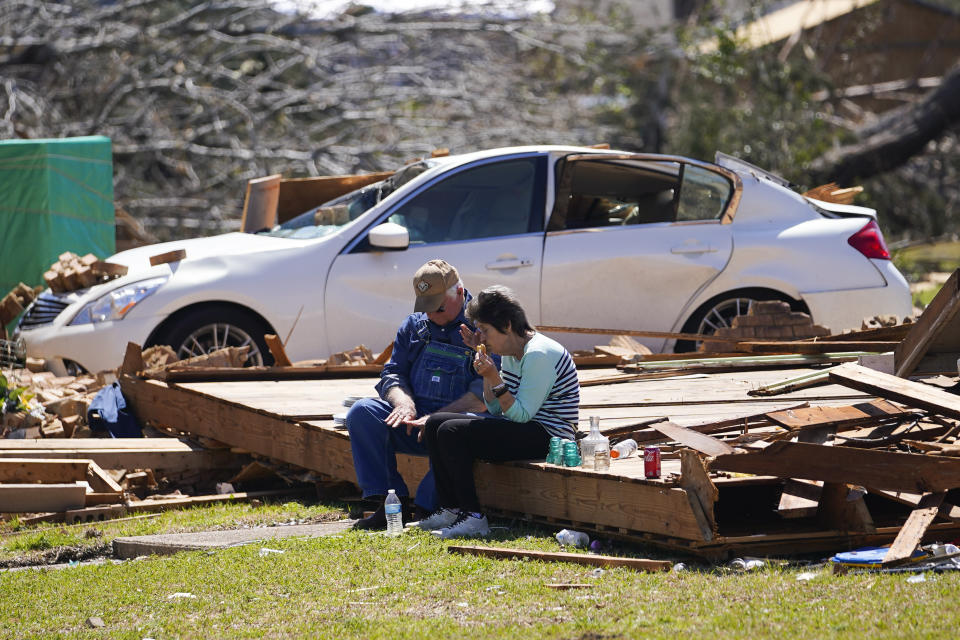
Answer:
153, 306, 273, 366
676, 291, 799, 353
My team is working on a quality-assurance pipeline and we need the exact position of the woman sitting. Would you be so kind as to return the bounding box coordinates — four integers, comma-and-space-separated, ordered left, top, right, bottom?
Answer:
416, 285, 580, 538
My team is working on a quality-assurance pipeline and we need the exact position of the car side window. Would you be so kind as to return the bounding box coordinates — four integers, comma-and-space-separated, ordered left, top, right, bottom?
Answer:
385, 157, 545, 245
552, 160, 681, 231
676, 165, 733, 221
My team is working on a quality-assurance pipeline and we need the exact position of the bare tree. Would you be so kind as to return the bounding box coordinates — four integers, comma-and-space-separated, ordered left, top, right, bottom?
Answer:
0, 0, 629, 240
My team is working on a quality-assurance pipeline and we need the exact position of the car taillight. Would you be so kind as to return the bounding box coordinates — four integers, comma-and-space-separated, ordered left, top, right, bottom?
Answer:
848, 219, 890, 260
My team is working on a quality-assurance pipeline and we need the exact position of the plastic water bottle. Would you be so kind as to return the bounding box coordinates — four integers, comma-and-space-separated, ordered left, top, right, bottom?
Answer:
384, 489, 402, 536
555, 529, 590, 548
610, 438, 638, 460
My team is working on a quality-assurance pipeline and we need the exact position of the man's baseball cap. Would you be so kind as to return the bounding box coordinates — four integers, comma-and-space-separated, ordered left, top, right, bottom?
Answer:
413, 259, 460, 312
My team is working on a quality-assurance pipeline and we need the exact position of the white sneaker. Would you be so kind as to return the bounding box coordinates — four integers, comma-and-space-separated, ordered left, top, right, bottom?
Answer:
411, 508, 460, 530
432, 513, 490, 539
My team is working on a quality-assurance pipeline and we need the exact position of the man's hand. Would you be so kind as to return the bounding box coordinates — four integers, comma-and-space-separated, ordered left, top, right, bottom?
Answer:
385, 396, 416, 429
460, 324, 480, 350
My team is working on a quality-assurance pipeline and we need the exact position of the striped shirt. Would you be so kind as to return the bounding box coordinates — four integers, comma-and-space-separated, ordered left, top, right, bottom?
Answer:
485, 332, 579, 439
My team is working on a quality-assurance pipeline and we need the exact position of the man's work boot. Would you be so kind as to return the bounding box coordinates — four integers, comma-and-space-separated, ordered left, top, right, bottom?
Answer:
352, 497, 387, 530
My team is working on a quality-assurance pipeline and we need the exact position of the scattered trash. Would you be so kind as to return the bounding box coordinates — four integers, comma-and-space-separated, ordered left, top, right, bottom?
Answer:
907, 573, 927, 583
672, 562, 687, 572
588, 567, 605, 578
555, 529, 589, 548
258, 548, 285, 557
216, 482, 235, 495
729, 557, 765, 571
796, 571, 817, 581
167, 592, 197, 599
86, 617, 105, 629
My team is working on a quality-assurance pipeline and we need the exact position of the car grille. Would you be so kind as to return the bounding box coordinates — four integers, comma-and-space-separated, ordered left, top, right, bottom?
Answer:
18, 292, 72, 329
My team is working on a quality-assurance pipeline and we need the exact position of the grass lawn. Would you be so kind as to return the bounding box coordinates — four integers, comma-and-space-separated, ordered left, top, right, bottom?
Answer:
2, 500, 960, 638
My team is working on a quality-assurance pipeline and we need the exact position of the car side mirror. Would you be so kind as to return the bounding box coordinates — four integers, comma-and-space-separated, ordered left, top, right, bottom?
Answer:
368, 222, 409, 250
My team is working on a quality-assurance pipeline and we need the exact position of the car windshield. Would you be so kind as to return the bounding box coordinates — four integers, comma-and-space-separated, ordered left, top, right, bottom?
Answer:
257, 160, 437, 239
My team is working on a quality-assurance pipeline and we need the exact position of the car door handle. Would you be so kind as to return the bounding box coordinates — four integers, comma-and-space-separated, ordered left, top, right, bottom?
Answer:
670, 245, 716, 255
485, 258, 534, 270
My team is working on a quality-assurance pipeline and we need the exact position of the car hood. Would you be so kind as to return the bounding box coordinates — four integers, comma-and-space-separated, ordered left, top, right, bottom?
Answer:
108, 232, 300, 270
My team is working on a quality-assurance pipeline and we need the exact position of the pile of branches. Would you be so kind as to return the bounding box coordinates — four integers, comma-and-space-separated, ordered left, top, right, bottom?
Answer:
1, 0, 631, 240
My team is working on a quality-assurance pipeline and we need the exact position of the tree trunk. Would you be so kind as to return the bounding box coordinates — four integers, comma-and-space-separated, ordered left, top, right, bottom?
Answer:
807, 63, 960, 185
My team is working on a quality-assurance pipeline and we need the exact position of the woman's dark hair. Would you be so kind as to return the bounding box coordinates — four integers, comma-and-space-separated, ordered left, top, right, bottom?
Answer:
466, 285, 534, 337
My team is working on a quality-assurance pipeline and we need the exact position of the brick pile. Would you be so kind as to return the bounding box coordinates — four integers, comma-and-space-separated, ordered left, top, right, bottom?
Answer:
699, 301, 830, 353
43, 252, 128, 294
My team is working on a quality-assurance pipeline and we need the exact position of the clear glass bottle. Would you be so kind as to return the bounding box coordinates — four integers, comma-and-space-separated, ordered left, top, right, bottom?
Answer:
580, 416, 609, 470
384, 489, 402, 536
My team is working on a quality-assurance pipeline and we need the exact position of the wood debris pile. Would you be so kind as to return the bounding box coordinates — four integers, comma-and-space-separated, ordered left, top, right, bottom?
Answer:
42, 252, 128, 294
0, 283, 39, 340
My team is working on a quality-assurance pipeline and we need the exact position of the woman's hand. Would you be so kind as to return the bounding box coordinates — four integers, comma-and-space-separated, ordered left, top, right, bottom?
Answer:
474, 350, 498, 379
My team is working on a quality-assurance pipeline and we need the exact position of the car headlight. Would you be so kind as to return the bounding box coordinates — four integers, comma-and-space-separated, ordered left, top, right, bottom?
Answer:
69, 276, 169, 326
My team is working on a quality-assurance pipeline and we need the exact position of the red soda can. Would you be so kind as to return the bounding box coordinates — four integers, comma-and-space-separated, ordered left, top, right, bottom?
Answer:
643, 446, 661, 479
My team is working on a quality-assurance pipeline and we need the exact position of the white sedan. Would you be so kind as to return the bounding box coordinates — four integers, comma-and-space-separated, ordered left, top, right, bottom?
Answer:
15, 145, 912, 374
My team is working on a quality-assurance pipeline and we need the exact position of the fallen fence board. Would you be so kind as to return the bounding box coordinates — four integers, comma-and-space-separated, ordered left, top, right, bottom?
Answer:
447, 545, 671, 572
709, 441, 960, 493
828, 363, 960, 420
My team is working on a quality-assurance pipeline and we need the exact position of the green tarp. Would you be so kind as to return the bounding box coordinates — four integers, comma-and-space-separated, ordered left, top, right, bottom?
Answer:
0, 136, 115, 295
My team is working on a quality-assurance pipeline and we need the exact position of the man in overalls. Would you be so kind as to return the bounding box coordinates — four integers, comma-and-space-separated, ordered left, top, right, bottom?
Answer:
347, 259, 488, 529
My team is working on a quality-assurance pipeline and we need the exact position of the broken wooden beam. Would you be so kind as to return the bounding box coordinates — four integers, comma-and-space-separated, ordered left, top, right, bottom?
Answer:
653, 422, 735, 457
709, 441, 960, 493
883, 492, 946, 565
738, 341, 899, 354
828, 362, 960, 420
446, 545, 671, 572
895, 268, 960, 377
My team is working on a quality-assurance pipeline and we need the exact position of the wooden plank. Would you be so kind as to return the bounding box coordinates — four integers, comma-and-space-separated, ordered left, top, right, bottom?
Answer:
883, 492, 946, 564
812, 325, 911, 343
148, 249, 186, 267
536, 324, 744, 344
652, 421, 735, 457
709, 441, 960, 493
817, 483, 875, 534
85, 460, 124, 495
0, 458, 90, 483
765, 399, 910, 432
126, 488, 314, 513
447, 545, 671, 573
264, 334, 293, 367
895, 268, 960, 377
777, 479, 822, 519
871, 489, 960, 522
740, 341, 899, 354
778, 425, 831, 517
157, 364, 383, 383
679, 449, 718, 540
828, 362, 960, 420
0, 482, 88, 512
240, 173, 280, 233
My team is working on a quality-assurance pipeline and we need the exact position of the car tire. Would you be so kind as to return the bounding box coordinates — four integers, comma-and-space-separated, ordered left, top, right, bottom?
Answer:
151, 305, 273, 366
675, 291, 801, 353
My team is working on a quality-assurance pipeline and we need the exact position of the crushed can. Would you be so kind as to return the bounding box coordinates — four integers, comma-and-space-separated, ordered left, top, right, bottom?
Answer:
643, 446, 661, 479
